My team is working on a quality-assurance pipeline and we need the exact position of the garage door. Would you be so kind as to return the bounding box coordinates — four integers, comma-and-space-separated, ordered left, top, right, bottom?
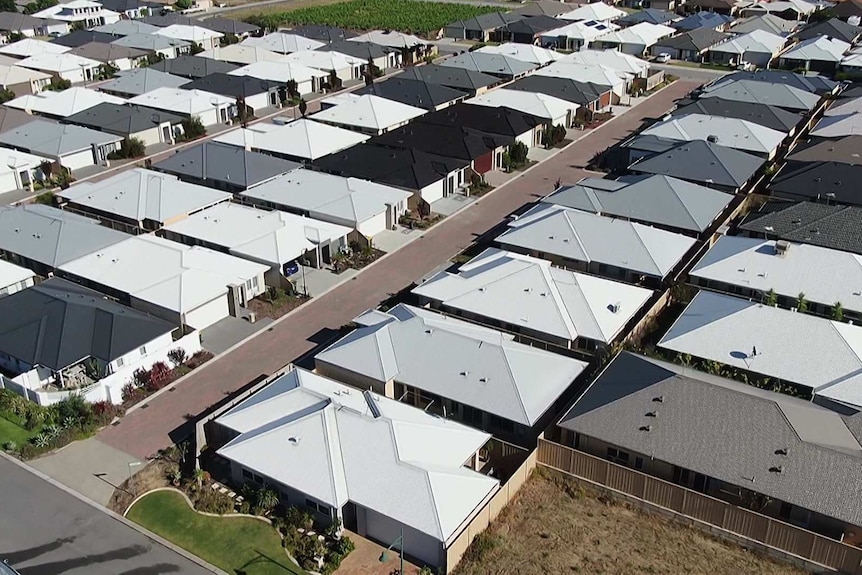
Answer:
185, 296, 230, 330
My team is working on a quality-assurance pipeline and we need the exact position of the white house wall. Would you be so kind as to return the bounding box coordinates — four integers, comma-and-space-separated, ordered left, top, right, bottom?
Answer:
61, 148, 99, 172
361, 506, 444, 568
356, 210, 387, 238
184, 295, 230, 330
131, 125, 166, 147
420, 178, 445, 204
243, 91, 275, 113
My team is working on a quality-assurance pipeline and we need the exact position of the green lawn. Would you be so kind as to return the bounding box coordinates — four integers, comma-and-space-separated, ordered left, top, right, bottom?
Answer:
127, 490, 305, 575
0, 415, 37, 447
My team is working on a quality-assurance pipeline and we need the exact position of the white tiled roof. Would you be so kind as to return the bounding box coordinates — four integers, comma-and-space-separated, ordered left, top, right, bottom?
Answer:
310, 94, 426, 132
413, 248, 653, 343
559, 1, 627, 21
214, 119, 369, 161
217, 367, 499, 542
467, 88, 577, 121
6, 87, 125, 117
242, 32, 325, 54
641, 113, 786, 154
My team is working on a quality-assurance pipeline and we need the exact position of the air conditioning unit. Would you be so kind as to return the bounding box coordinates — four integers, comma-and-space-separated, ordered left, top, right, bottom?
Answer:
774, 240, 790, 256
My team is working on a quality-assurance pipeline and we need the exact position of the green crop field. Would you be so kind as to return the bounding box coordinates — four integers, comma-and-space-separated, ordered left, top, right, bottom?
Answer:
244, 0, 501, 36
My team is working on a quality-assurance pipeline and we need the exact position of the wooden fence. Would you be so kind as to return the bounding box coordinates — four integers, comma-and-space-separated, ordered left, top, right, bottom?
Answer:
537, 439, 862, 574
444, 449, 537, 573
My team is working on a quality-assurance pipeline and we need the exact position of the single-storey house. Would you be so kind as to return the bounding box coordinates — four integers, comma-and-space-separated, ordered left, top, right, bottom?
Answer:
628, 139, 765, 194
240, 168, 410, 239
438, 51, 535, 80
214, 119, 369, 163
768, 161, 862, 207
715, 69, 837, 95
618, 8, 678, 26
507, 75, 614, 113
16, 52, 101, 84
658, 289, 862, 410
730, 13, 798, 36
310, 94, 426, 136
56, 168, 231, 234
111, 33, 191, 60
315, 303, 588, 445
698, 78, 820, 111
737, 200, 862, 256
543, 174, 734, 235
94, 20, 161, 37
589, 22, 676, 55
198, 17, 260, 39
444, 11, 524, 42
0, 204, 128, 277
0, 148, 51, 195
0, 119, 122, 173
496, 204, 696, 287
242, 32, 325, 54
535, 62, 626, 99
467, 88, 577, 130
0, 11, 68, 39
97, 68, 189, 98
795, 17, 861, 43
317, 40, 400, 72
284, 50, 365, 84
181, 73, 281, 114
672, 97, 803, 134
58, 234, 268, 329
398, 64, 501, 96
127, 87, 235, 126
353, 77, 467, 111
0, 38, 69, 59
558, 2, 627, 22
672, 11, 732, 32
649, 28, 730, 61
212, 367, 500, 570
539, 19, 620, 51
211, 43, 295, 65
412, 248, 653, 353
6, 87, 125, 121
786, 134, 862, 165
502, 15, 567, 44
0, 63, 50, 96
68, 42, 149, 71
415, 102, 544, 152
155, 24, 222, 51
227, 60, 327, 95
690, 234, 862, 320
348, 30, 433, 64
313, 144, 470, 208
474, 42, 563, 66
64, 103, 184, 147
152, 141, 301, 193
0, 277, 178, 405
778, 36, 851, 73
287, 24, 355, 43
160, 202, 351, 283
640, 113, 786, 158
557, 351, 862, 541
707, 29, 787, 67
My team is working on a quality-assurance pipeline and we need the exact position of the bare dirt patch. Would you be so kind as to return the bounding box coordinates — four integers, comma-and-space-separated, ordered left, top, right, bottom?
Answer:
453, 470, 806, 575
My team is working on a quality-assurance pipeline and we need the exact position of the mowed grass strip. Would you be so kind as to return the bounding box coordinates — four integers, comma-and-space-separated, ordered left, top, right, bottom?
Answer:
0, 415, 38, 446
127, 490, 305, 575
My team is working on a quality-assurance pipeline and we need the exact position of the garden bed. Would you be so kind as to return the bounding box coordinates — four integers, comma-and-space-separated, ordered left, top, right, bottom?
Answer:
121, 350, 214, 408
333, 247, 385, 273
248, 288, 310, 319
400, 211, 442, 230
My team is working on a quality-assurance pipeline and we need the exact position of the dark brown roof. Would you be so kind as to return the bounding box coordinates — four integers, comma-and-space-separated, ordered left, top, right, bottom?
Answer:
787, 136, 862, 164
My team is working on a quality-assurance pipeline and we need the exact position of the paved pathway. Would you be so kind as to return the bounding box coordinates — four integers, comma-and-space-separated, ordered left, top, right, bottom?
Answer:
98, 80, 698, 460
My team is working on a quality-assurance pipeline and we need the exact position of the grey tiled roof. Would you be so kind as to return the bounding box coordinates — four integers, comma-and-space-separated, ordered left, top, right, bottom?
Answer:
153, 142, 300, 189
739, 201, 862, 255
769, 161, 862, 206
559, 351, 862, 529
672, 97, 803, 133
0, 277, 173, 371
629, 139, 765, 189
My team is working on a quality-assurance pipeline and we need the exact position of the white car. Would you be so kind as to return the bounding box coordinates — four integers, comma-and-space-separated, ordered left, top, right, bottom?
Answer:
655, 53, 671, 63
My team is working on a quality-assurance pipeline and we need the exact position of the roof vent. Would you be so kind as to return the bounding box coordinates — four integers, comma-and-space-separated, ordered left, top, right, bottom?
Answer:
653, 395, 664, 403
609, 301, 621, 314
707, 134, 719, 143
645, 411, 657, 418
639, 425, 652, 432
460, 370, 469, 377
769, 465, 783, 474
288, 436, 301, 445
775, 448, 788, 456
478, 377, 488, 383
774, 240, 790, 256
425, 328, 433, 334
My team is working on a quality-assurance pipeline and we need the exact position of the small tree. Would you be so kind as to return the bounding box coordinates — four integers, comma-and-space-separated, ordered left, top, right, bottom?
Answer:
832, 301, 844, 322
285, 79, 298, 102
34, 191, 55, 206
147, 361, 172, 391
254, 488, 279, 515
220, 32, 239, 47
0, 88, 15, 104
298, 98, 308, 117
97, 62, 119, 81
44, 77, 71, 92
764, 288, 778, 306
327, 69, 342, 91
507, 141, 528, 168
796, 292, 808, 313
175, 0, 192, 8
167, 348, 187, 368
542, 124, 566, 148
501, 150, 512, 172
0, 0, 16, 13
181, 116, 206, 140
145, 52, 165, 67
39, 160, 53, 182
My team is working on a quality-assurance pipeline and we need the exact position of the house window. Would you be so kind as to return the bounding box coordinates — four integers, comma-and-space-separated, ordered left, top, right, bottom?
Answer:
139, 346, 147, 355
246, 279, 253, 292
242, 469, 253, 480
306, 498, 328, 515
252, 276, 259, 290
634, 457, 644, 470
606, 447, 629, 465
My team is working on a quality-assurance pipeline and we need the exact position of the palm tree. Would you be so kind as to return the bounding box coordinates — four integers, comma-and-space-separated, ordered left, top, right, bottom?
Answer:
194, 467, 206, 489
256, 488, 279, 514
764, 288, 777, 306
832, 301, 844, 322
796, 292, 808, 313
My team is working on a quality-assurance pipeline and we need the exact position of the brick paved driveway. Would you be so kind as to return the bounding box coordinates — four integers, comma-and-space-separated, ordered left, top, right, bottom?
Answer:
98, 81, 699, 460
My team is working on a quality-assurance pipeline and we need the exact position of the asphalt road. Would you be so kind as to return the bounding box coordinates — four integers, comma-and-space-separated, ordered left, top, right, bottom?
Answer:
0, 457, 214, 575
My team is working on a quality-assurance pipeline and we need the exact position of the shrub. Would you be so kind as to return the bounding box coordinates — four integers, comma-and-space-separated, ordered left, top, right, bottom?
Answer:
181, 116, 206, 140
186, 350, 214, 369
542, 124, 567, 148
508, 141, 528, 166
54, 394, 91, 428
3, 441, 16, 452
238, 500, 251, 514
133, 367, 151, 388
34, 191, 56, 206
91, 400, 123, 426
194, 488, 234, 514
147, 361, 173, 392
167, 348, 188, 368
122, 383, 145, 403
120, 137, 146, 159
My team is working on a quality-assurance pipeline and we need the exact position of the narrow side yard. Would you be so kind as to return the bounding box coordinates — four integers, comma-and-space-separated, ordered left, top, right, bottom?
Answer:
453, 470, 806, 575
127, 490, 305, 575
